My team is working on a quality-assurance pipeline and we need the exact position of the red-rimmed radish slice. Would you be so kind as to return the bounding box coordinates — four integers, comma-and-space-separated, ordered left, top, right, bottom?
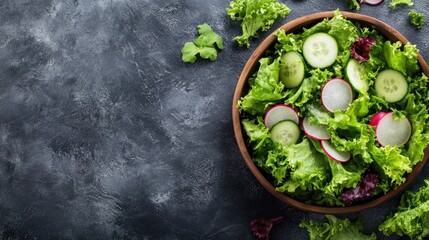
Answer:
364, 0, 383, 6
369, 112, 389, 127
302, 117, 330, 140
321, 140, 351, 163
376, 112, 411, 147
264, 104, 299, 129
321, 78, 354, 113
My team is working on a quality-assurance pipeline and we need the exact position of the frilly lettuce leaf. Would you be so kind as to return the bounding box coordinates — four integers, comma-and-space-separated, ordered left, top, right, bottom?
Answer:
301, 215, 376, 240
382, 41, 420, 76
345, 0, 361, 10
389, 0, 414, 8
380, 180, 429, 239
226, 0, 290, 48
284, 69, 332, 108
238, 57, 285, 115
409, 10, 425, 29
272, 139, 329, 190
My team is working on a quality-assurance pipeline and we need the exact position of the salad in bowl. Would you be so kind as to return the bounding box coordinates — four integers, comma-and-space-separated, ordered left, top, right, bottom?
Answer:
233, 10, 429, 213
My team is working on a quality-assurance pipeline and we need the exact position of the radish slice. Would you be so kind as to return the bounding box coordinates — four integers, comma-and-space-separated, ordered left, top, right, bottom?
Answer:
302, 117, 331, 140
369, 112, 389, 127
321, 78, 354, 113
376, 112, 411, 147
321, 140, 351, 163
264, 104, 299, 129
364, 0, 383, 6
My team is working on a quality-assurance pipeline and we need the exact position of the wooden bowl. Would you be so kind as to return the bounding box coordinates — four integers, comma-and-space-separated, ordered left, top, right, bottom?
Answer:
232, 11, 429, 214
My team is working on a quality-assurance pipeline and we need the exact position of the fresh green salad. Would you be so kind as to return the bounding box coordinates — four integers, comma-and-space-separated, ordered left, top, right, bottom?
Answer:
379, 180, 429, 239
238, 10, 429, 207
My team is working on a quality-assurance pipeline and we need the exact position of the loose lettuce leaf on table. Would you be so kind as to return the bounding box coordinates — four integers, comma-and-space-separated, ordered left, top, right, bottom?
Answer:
389, 0, 414, 8
379, 180, 429, 240
345, 0, 361, 10
226, 0, 290, 48
409, 10, 425, 29
301, 215, 376, 240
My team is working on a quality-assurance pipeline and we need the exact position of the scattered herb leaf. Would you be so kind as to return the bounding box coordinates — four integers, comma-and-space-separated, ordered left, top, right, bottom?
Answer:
181, 23, 223, 63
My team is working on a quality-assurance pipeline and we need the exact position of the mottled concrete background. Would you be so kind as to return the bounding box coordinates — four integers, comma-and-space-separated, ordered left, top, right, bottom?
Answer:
0, 0, 427, 239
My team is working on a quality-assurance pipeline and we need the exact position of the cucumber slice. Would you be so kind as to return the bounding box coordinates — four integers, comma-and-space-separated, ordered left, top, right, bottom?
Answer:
279, 51, 305, 88
270, 120, 300, 146
303, 33, 338, 69
374, 69, 408, 103
346, 59, 369, 92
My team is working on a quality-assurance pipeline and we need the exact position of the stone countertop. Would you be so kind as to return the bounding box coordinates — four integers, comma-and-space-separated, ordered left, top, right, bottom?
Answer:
0, 0, 428, 239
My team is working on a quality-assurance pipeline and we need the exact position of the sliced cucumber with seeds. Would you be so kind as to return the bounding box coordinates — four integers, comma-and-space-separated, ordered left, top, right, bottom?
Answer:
346, 59, 369, 92
279, 51, 305, 88
303, 33, 338, 69
374, 69, 408, 103
270, 120, 300, 147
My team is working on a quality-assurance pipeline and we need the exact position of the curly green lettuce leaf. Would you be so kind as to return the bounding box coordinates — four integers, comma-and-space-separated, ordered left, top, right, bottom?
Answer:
307, 95, 374, 164
382, 41, 420, 76
409, 10, 425, 29
226, 0, 290, 48
403, 94, 429, 166
379, 180, 429, 240
275, 30, 303, 54
370, 145, 412, 186
272, 139, 330, 190
410, 73, 429, 107
390, 0, 414, 8
181, 24, 223, 63
284, 69, 333, 108
238, 57, 285, 115
301, 215, 376, 240
346, 0, 361, 10
241, 117, 274, 162
303, 10, 359, 51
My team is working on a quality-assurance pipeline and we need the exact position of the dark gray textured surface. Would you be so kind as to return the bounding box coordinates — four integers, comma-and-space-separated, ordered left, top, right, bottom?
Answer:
0, 0, 428, 239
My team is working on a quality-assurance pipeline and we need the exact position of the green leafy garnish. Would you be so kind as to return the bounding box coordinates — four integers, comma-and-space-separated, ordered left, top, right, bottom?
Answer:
389, 0, 414, 8
346, 0, 361, 10
379, 180, 429, 240
226, 0, 290, 48
300, 215, 376, 240
181, 23, 223, 63
409, 10, 425, 29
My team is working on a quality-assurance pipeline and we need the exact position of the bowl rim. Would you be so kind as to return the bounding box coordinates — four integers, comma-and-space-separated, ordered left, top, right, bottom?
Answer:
232, 11, 429, 214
